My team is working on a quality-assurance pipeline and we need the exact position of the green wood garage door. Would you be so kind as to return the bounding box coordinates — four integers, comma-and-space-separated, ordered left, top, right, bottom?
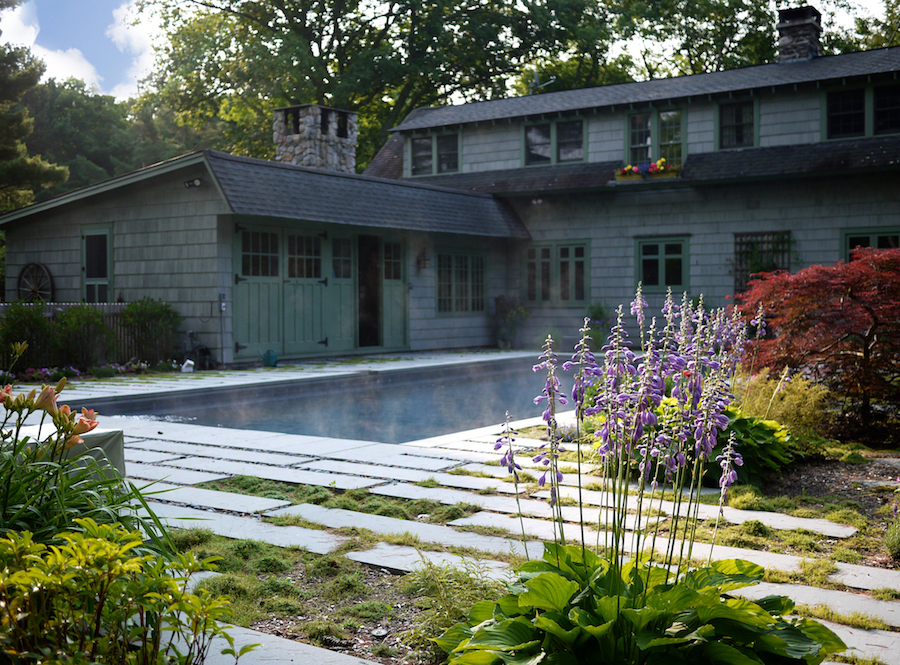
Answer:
233, 226, 405, 360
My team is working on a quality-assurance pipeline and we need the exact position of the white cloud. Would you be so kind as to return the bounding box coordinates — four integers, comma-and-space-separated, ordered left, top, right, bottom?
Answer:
0, 0, 39, 47
105, 0, 161, 99
32, 43, 104, 89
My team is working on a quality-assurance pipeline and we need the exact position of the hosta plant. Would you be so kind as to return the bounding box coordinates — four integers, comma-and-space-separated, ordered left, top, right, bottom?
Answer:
437, 543, 845, 665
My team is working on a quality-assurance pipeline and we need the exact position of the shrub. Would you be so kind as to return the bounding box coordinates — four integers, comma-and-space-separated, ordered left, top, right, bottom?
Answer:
56, 303, 118, 369
121, 297, 183, 365
737, 247, 900, 428
736, 366, 832, 436
705, 405, 796, 487
0, 520, 246, 664
0, 302, 58, 369
884, 521, 900, 560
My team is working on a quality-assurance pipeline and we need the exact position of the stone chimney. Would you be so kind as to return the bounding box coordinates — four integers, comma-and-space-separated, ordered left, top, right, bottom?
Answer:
777, 6, 822, 63
273, 104, 357, 173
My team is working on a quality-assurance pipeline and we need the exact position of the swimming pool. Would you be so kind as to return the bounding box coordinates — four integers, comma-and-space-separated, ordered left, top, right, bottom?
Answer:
110, 358, 568, 443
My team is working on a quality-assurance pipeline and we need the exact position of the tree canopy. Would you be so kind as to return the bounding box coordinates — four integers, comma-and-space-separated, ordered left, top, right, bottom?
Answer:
0, 0, 67, 213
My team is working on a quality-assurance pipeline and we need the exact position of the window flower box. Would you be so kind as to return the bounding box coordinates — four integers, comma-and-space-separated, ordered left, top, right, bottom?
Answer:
615, 158, 680, 181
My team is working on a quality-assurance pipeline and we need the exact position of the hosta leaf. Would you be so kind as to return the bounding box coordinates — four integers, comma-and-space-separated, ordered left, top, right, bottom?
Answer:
594, 594, 627, 622
748, 594, 794, 615
755, 625, 822, 659
793, 617, 847, 655
519, 573, 580, 613
449, 651, 503, 665
469, 600, 498, 624
468, 617, 538, 651
497, 594, 525, 617
433, 623, 473, 654
544, 652, 581, 665
701, 641, 765, 665
636, 634, 693, 650
497, 651, 545, 665
534, 614, 581, 647
621, 606, 665, 631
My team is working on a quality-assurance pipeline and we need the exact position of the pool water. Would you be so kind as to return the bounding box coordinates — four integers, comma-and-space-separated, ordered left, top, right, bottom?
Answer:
125, 359, 571, 444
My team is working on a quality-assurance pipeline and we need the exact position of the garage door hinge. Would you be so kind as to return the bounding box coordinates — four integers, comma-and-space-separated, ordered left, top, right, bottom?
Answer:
235, 342, 247, 352
318, 278, 328, 286
235, 274, 247, 284
318, 337, 328, 347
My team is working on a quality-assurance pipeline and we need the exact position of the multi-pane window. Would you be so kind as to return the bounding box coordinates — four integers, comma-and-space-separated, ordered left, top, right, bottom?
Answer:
525, 243, 587, 304
557, 121, 584, 162
720, 101, 754, 149
525, 120, 584, 166
332, 238, 352, 279
733, 231, 792, 293
83, 230, 110, 303
384, 242, 402, 280
410, 137, 433, 175
874, 85, 900, 135
287, 234, 321, 279
410, 134, 458, 175
844, 227, 900, 260
525, 124, 552, 165
628, 111, 682, 164
827, 89, 866, 139
637, 238, 688, 291
629, 114, 652, 164
241, 230, 279, 277
437, 253, 485, 313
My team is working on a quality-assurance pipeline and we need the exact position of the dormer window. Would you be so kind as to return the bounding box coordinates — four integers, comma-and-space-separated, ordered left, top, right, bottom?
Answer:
410, 134, 459, 176
525, 119, 584, 166
628, 111, 683, 165
827, 89, 865, 139
825, 84, 900, 140
720, 102, 755, 149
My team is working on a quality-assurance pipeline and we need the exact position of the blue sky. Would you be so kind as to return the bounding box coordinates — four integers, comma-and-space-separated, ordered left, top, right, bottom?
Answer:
0, 0, 158, 99
0, 0, 889, 101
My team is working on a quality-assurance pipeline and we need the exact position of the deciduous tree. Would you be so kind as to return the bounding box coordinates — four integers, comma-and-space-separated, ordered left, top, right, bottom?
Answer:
736, 247, 900, 431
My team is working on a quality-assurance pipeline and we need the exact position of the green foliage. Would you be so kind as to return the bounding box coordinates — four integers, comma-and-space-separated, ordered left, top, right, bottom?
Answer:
121, 297, 183, 364
436, 543, 846, 665
0, 7, 68, 214
0, 301, 58, 369
736, 367, 832, 437
0, 382, 170, 550
884, 521, 900, 560
0, 519, 246, 664
56, 303, 118, 369
706, 405, 797, 487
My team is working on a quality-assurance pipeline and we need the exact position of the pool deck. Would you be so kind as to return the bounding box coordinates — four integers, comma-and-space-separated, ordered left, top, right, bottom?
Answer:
17, 349, 900, 665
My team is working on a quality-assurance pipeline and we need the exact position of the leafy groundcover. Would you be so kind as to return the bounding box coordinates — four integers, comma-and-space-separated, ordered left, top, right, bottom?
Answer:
436, 543, 845, 665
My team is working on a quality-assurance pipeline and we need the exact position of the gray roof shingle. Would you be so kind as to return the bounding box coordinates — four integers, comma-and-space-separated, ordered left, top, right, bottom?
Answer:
205, 151, 529, 239
392, 47, 900, 132
405, 161, 621, 194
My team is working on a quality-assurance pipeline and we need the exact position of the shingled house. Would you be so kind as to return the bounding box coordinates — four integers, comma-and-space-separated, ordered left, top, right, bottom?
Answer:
2, 6, 898, 365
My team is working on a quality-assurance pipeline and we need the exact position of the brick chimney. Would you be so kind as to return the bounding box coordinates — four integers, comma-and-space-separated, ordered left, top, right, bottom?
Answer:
273, 104, 357, 173
777, 6, 822, 63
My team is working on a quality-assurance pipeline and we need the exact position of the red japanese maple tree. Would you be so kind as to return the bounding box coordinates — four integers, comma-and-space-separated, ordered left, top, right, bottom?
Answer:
736, 247, 900, 427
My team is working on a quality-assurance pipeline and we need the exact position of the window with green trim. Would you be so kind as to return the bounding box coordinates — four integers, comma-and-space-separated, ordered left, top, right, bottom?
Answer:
825, 84, 900, 139
720, 101, 754, 149
83, 227, 111, 303
410, 134, 458, 175
437, 253, 485, 313
525, 243, 587, 304
627, 110, 683, 165
525, 119, 584, 166
637, 238, 688, 292
843, 227, 899, 260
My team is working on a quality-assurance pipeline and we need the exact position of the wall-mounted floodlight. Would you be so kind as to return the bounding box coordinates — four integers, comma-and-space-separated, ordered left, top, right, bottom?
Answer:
184, 178, 202, 188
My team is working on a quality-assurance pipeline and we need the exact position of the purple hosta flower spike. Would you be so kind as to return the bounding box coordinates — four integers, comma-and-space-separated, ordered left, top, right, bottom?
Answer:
716, 432, 743, 508
631, 284, 648, 328
495, 412, 522, 481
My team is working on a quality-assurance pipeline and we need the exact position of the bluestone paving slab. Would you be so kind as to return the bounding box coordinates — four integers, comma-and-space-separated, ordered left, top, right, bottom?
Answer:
831, 561, 900, 591
125, 462, 230, 485
141, 482, 292, 514
450, 512, 603, 544
127, 439, 307, 466
364, 453, 461, 471
818, 619, 900, 665
345, 542, 527, 577
141, 503, 345, 553
124, 448, 185, 463
268, 503, 542, 557
318, 443, 405, 462
297, 459, 447, 483
369, 483, 646, 528
202, 625, 381, 665
158, 457, 385, 490
736, 582, 900, 627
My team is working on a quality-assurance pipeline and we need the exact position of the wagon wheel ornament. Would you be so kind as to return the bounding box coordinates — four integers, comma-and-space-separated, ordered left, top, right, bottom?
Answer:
17, 263, 54, 302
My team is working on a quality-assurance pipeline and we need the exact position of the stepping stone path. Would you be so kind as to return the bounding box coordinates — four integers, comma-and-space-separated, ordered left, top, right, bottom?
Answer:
89, 405, 900, 665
